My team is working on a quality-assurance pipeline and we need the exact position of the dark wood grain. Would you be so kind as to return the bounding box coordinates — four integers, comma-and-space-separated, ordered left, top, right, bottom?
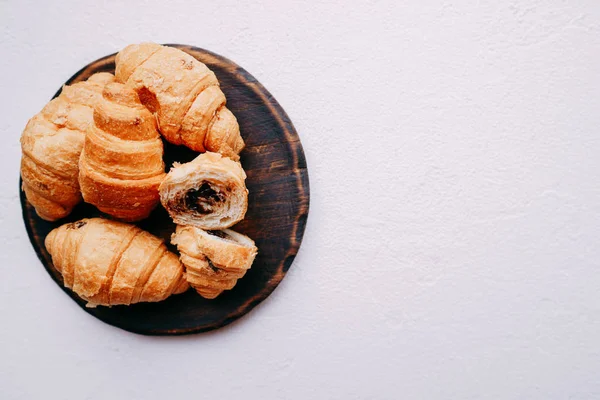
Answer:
20, 44, 309, 335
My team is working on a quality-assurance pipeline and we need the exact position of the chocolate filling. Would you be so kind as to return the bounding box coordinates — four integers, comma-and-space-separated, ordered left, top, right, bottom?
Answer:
206, 257, 220, 273
67, 221, 87, 230
207, 230, 228, 239
184, 182, 225, 214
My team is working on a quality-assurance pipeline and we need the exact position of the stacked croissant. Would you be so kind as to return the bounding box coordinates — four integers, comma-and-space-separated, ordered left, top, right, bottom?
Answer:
20, 43, 258, 307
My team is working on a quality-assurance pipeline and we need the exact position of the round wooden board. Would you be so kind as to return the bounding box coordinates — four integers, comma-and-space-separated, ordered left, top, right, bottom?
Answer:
20, 44, 309, 335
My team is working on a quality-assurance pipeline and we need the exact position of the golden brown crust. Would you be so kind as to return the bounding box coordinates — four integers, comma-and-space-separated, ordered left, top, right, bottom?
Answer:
79, 82, 166, 221
204, 107, 245, 159
45, 218, 188, 307
172, 224, 257, 299
114, 43, 162, 83
115, 43, 244, 160
159, 152, 248, 230
20, 73, 115, 221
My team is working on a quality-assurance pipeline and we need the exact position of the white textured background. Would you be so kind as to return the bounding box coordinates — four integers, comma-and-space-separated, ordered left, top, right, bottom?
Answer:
2, 1, 600, 399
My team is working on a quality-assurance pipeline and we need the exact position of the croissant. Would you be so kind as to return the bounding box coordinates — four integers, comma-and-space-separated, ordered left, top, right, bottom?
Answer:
159, 152, 248, 230
171, 224, 257, 299
115, 43, 244, 160
20, 72, 115, 221
79, 82, 166, 221
45, 218, 189, 307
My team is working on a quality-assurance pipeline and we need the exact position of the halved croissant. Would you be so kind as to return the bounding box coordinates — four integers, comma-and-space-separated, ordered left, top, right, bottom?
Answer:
159, 152, 248, 230
115, 43, 244, 160
171, 224, 257, 299
20, 72, 115, 221
79, 82, 166, 221
45, 218, 189, 307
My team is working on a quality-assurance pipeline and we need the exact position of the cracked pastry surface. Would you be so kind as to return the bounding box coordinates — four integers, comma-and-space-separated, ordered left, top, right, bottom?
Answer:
171, 224, 257, 299
159, 152, 248, 230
